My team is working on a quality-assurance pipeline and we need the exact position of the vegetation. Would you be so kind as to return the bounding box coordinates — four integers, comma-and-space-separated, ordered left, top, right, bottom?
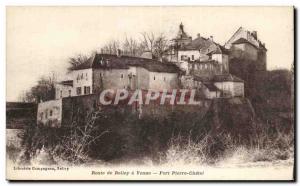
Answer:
18, 74, 56, 103
13, 35, 294, 166
66, 32, 170, 71
16, 96, 293, 166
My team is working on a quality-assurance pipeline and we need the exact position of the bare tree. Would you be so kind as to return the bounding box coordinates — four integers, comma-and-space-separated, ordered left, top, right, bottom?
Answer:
68, 54, 89, 71
140, 32, 156, 53
100, 40, 120, 55
122, 36, 142, 56
153, 33, 169, 61
20, 73, 57, 103
97, 31, 170, 60
58, 111, 110, 164
139, 32, 169, 61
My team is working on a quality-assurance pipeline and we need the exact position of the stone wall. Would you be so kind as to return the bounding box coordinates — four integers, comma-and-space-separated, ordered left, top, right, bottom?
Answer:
37, 99, 62, 127
93, 68, 130, 91
61, 94, 99, 127
148, 71, 179, 90
231, 43, 258, 61
214, 81, 244, 97
6, 102, 37, 129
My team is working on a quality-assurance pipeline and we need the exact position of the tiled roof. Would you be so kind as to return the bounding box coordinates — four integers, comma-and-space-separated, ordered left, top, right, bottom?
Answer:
179, 37, 229, 56
212, 45, 230, 55
203, 83, 220, 92
180, 37, 212, 50
232, 38, 258, 49
72, 54, 181, 73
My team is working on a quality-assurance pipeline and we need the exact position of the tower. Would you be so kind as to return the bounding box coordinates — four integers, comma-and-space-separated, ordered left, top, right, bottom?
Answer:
174, 22, 192, 48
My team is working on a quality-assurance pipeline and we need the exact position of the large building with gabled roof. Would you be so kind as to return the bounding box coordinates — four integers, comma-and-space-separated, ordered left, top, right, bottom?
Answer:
36, 23, 253, 127
165, 23, 230, 76
55, 53, 182, 99
224, 26, 267, 71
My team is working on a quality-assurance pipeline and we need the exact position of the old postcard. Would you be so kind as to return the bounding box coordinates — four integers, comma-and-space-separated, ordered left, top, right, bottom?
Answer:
6, 6, 294, 181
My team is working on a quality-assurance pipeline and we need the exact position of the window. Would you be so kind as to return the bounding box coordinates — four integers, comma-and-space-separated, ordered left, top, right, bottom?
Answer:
192, 55, 194, 60
84, 86, 91, 94
81, 73, 83, 79
60, 90, 62, 98
50, 110, 53, 117
83, 86, 90, 95
76, 87, 82, 95
68, 90, 71, 97
181, 55, 184, 60
164, 77, 166, 81
86, 73, 88, 80
86, 86, 91, 94
45, 111, 48, 119
121, 74, 124, 79
40, 112, 44, 120
153, 76, 156, 80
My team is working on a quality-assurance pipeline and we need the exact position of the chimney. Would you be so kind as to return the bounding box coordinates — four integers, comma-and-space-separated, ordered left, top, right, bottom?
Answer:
197, 33, 201, 38
252, 31, 257, 40
209, 36, 213, 41
117, 49, 122, 57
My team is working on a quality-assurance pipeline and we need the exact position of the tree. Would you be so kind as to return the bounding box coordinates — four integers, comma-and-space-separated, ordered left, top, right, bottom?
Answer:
68, 54, 89, 71
140, 32, 169, 60
57, 111, 110, 164
140, 32, 156, 54
100, 40, 120, 55
122, 36, 142, 57
97, 32, 170, 61
20, 73, 56, 103
153, 33, 169, 60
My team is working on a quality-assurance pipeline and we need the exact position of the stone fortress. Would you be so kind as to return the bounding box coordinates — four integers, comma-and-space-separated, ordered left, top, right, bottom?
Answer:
37, 23, 267, 127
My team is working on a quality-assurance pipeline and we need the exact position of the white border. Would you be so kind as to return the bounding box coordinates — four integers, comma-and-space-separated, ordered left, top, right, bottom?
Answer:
1, 1, 298, 185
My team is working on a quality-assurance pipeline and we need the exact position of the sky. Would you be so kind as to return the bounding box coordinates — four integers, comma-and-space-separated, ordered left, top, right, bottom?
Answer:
6, 6, 294, 101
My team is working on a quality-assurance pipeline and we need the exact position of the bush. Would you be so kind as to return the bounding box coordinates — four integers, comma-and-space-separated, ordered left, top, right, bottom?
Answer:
19, 104, 294, 165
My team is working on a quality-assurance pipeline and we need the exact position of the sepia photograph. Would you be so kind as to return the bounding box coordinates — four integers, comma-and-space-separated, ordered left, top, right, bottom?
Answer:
5, 6, 294, 181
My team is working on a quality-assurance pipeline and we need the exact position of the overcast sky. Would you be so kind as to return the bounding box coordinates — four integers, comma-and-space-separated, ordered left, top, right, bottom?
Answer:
6, 6, 293, 101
